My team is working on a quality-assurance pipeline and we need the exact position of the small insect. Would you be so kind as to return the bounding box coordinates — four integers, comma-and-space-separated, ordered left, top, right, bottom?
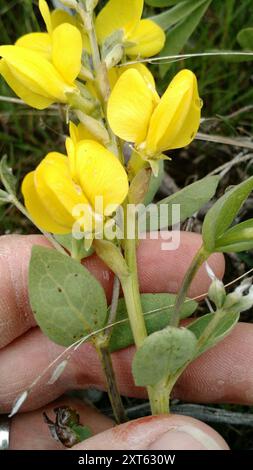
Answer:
43, 406, 91, 448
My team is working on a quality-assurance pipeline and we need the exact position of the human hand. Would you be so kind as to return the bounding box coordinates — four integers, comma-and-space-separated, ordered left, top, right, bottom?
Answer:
0, 232, 249, 450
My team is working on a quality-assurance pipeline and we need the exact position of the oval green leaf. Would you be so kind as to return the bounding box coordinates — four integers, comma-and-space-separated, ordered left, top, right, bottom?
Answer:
109, 293, 197, 352
132, 326, 197, 386
29, 246, 107, 346
139, 175, 219, 232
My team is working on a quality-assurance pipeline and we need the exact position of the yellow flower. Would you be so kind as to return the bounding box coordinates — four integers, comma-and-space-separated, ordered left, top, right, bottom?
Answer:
16, 0, 90, 55
107, 68, 202, 162
108, 63, 158, 97
0, 0, 83, 109
95, 0, 165, 58
22, 139, 129, 234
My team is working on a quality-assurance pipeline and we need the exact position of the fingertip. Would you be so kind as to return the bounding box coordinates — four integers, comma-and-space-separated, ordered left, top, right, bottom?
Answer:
136, 232, 225, 297
73, 414, 229, 450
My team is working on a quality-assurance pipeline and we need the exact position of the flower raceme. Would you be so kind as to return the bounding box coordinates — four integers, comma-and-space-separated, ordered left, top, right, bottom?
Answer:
0, 0, 83, 109
96, 0, 165, 58
0, 0, 165, 110
107, 68, 202, 168
22, 139, 129, 235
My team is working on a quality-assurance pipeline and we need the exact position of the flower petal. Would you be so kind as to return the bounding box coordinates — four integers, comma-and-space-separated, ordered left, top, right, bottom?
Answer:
39, 0, 52, 34
35, 152, 87, 228
107, 68, 155, 144
96, 0, 143, 43
126, 19, 165, 58
22, 171, 69, 234
0, 45, 72, 101
51, 9, 91, 53
65, 136, 76, 181
0, 59, 54, 109
109, 63, 159, 104
52, 23, 82, 83
146, 69, 201, 155
15, 33, 52, 60
52, 23, 83, 84
51, 9, 78, 29
76, 141, 129, 215
67, 123, 99, 182
69, 121, 98, 143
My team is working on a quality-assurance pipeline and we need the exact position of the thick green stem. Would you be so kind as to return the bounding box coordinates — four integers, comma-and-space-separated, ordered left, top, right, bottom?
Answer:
95, 335, 128, 424
148, 382, 170, 415
121, 207, 169, 414
171, 246, 209, 327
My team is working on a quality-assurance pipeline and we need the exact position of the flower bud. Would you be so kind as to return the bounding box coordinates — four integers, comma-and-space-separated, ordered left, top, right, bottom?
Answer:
105, 44, 124, 70
224, 279, 253, 313
75, 110, 110, 145
208, 278, 226, 309
60, 0, 78, 9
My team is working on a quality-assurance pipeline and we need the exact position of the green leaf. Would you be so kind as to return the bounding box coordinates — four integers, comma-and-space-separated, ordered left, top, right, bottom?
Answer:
72, 425, 92, 442
132, 326, 197, 386
159, 0, 212, 77
146, 0, 189, 6
202, 177, 253, 252
0, 188, 11, 206
0, 155, 16, 195
237, 27, 253, 50
109, 293, 197, 352
29, 246, 107, 346
214, 219, 253, 253
188, 311, 240, 356
139, 175, 219, 232
152, 0, 207, 31
54, 234, 94, 259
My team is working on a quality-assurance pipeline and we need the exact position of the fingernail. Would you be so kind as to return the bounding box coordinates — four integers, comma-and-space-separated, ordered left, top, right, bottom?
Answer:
149, 425, 225, 450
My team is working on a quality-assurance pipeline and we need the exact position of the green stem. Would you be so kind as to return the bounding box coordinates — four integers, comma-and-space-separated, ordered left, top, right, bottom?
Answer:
148, 381, 170, 415
95, 335, 128, 424
121, 242, 147, 347
171, 246, 209, 327
121, 207, 169, 415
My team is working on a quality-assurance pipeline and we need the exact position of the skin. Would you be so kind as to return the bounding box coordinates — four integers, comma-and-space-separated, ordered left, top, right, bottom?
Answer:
0, 231, 251, 450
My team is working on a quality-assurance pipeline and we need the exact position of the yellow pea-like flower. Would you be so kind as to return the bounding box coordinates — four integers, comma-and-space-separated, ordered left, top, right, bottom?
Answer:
0, 0, 83, 109
108, 63, 159, 99
95, 0, 165, 58
16, 0, 90, 56
107, 68, 202, 162
22, 140, 129, 234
